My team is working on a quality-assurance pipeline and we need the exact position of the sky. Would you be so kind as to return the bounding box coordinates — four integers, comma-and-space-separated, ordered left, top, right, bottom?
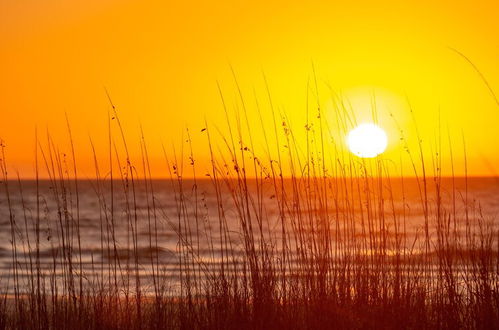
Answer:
0, 0, 498, 178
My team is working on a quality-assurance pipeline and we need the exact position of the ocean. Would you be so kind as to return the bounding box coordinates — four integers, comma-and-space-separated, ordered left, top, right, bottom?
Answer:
0, 177, 498, 295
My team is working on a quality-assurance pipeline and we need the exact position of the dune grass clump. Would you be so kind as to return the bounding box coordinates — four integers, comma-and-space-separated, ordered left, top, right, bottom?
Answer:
0, 83, 498, 330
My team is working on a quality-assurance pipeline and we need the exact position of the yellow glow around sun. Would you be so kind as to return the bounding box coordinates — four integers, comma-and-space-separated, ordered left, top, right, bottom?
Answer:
347, 123, 388, 158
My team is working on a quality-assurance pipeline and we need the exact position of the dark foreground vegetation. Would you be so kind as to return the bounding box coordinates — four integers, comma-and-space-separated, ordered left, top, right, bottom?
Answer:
0, 87, 498, 329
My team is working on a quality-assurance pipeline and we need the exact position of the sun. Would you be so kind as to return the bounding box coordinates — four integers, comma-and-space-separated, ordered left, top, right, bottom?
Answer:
347, 123, 388, 158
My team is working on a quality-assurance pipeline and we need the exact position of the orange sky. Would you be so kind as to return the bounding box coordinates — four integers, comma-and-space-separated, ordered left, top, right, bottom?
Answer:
0, 0, 498, 178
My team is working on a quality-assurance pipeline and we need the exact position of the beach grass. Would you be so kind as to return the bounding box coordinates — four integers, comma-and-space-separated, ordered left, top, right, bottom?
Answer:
0, 85, 498, 330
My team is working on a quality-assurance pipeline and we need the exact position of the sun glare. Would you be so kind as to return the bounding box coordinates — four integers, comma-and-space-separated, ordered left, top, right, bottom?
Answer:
347, 123, 388, 158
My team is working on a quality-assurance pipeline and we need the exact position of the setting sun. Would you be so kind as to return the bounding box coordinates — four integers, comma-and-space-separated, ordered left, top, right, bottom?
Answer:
347, 123, 388, 158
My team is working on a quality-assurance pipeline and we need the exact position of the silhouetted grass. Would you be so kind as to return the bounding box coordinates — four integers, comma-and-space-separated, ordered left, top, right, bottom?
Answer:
0, 84, 498, 330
